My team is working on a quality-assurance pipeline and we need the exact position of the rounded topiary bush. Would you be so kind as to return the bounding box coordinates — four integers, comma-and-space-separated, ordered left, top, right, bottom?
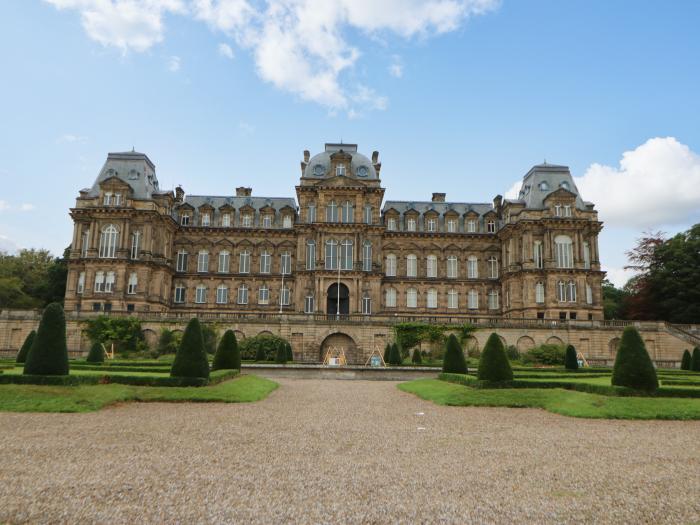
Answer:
211, 330, 240, 371
442, 334, 468, 375
170, 318, 210, 379
24, 302, 69, 376
411, 347, 422, 365
691, 347, 700, 372
86, 341, 105, 363
388, 343, 402, 366
285, 342, 293, 362
477, 333, 513, 382
680, 349, 692, 371
611, 326, 658, 392
565, 344, 578, 370
16, 330, 36, 364
275, 342, 288, 364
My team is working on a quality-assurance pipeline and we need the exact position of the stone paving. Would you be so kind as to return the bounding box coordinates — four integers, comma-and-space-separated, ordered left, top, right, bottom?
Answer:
1, 378, 699, 524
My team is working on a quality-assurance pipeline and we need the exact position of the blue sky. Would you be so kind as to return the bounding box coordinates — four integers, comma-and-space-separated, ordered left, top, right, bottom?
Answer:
1, 0, 699, 287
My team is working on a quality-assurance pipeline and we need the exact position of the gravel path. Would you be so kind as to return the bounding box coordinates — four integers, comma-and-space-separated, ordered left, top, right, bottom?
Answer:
1, 378, 699, 524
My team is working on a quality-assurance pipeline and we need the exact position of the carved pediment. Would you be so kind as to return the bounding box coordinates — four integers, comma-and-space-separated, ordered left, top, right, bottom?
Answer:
315, 175, 365, 188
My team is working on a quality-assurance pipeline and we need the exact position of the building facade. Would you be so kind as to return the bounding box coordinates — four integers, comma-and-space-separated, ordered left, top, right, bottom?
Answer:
64, 143, 605, 324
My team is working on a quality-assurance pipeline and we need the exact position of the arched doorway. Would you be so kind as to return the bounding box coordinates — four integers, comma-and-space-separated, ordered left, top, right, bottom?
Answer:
320, 332, 358, 364
327, 283, 350, 316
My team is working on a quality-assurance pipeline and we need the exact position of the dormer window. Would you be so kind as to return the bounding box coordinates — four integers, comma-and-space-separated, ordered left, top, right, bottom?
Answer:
427, 218, 437, 232
283, 215, 292, 228
554, 204, 562, 217
539, 181, 549, 191
406, 218, 416, 232
447, 219, 457, 233
103, 192, 112, 205
564, 205, 572, 217
262, 215, 273, 228
467, 219, 477, 233
201, 213, 210, 227
181, 214, 190, 226
114, 193, 122, 206
242, 214, 253, 227
486, 220, 496, 233
222, 213, 231, 227
387, 217, 397, 231
336, 164, 346, 176
560, 181, 570, 190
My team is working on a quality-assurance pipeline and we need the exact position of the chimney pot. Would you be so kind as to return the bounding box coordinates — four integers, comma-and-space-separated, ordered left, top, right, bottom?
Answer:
236, 187, 252, 197
175, 186, 185, 202
303, 150, 310, 163
432, 192, 446, 203
372, 151, 379, 164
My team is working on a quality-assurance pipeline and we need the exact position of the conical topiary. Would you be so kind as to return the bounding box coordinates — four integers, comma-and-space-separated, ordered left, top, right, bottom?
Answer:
680, 349, 692, 371
211, 330, 240, 371
442, 334, 468, 374
691, 347, 700, 372
565, 344, 578, 370
611, 326, 658, 392
86, 341, 105, 363
383, 343, 391, 364
170, 318, 210, 379
477, 333, 513, 382
255, 344, 267, 362
16, 330, 36, 364
411, 348, 422, 365
388, 343, 402, 366
23, 303, 69, 376
285, 342, 293, 362
275, 341, 287, 364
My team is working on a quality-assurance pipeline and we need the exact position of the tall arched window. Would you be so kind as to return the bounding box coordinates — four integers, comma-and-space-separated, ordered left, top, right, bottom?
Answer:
385, 287, 397, 307
583, 241, 591, 269
237, 284, 248, 304
340, 239, 353, 270
535, 282, 545, 303
306, 240, 316, 270
447, 289, 458, 309
554, 235, 573, 268
99, 224, 118, 258
280, 252, 292, 275
568, 280, 577, 302
447, 256, 458, 279
488, 289, 499, 309
533, 240, 543, 269
467, 256, 479, 279
362, 241, 372, 272
127, 272, 137, 295
361, 293, 371, 314
130, 231, 140, 260
385, 254, 397, 277
468, 289, 479, 310
218, 250, 230, 273
426, 255, 437, 278
176, 250, 188, 272
427, 288, 438, 308
406, 254, 417, 277
325, 239, 338, 270
258, 285, 270, 304
586, 283, 593, 304
406, 288, 417, 308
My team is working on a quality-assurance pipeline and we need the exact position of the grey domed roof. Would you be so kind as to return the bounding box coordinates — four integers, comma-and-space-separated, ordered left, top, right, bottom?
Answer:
303, 144, 378, 180
87, 151, 160, 199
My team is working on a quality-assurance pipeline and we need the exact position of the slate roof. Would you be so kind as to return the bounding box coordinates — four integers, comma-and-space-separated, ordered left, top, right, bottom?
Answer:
303, 143, 378, 179
181, 195, 297, 210
87, 151, 160, 199
382, 201, 494, 216
511, 163, 587, 210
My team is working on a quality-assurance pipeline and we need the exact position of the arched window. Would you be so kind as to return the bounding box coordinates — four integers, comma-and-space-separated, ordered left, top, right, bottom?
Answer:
447, 289, 458, 309
385, 287, 397, 307
533, 240, 543, 269
406, 288, 417, 308
127, 272, 137, 295
105, 271, 115, 292
341, 201, 354, 223
98, 224, 118, 258
237, 284, 248, 304
557, 280, 568, 302
326, 201, 338, 222
467, 256, 479, 279
586, 283, 593, 304
362, 241, 372, 272
385, 254, 397, 277
260, 250, 271, 274
535, 282, 545, 304
426, 255, 437, 278
427, 288, 438, 308
488, 290, 499, 310
176, 250, 188, 272
307, 203, 316, 223
325, 239, 338, 270
340, 239, 353, 270
258, 285, 269, 304
195, 285, 207, 304
406, 254, 417, 277
447, 256, 458, 279
539, 181, 549, 191
197, 250, 209, 273
80, 229, 89, 257
560, 181, 570, 190
239, 250, 250, 273
216, 285, 228, 304
554, 235, 573, 268
488, 256, 498, 279
364, 205, 372, 225
306, 240, 316, 270
218, 250, 230, 273
468, 289, 479, 310
130, 231, 140, 260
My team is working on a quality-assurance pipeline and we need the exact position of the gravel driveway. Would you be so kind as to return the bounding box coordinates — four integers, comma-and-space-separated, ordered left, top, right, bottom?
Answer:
1, 378, 699, 524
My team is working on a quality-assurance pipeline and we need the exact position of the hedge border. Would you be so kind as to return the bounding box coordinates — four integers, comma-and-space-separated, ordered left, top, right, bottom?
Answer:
0, 369, 238, 387
439, 373, 700, 399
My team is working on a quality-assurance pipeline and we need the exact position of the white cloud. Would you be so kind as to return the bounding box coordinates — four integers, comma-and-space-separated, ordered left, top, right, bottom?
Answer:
19, 204, 36, 211
238, 120, 254, 135
388, 62, 403, 78
504, 179, 521, 200
218, 42, 234, 59
575, 137, 700, 228
167, 55, 181, 71
603, 266, 638, 289
0, 201, 35, 213
56, 133, 87, 143
45, 0, 499, 113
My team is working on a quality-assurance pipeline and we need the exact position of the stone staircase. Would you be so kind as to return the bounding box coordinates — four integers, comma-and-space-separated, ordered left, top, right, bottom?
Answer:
666, 323, 700, 347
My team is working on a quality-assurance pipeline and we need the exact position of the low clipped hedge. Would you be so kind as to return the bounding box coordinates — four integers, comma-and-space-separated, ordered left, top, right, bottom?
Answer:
70, 364, 172, 373
0, 369, 238, 387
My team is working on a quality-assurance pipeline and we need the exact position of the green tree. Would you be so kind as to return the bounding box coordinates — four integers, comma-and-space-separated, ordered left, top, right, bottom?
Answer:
611, 326, 658, 392
83, 316, 145, 354
477, 333, 513, 382
411, 347, 423, 365
602, 278, 629, 320
23, 302, 69, 376
170, 318, 210, 379
388, 343, 402, 366
212, 330, 240, 371
255, 344, 267, 362
680, 350, 692, 371
691, 347, 700, 372
86, 341, 105, 363
0, 248, 68, 308
442, 334, 467, 374
564, 344, 579, 370
156, 328, 179, 356
16, 330, 36, 363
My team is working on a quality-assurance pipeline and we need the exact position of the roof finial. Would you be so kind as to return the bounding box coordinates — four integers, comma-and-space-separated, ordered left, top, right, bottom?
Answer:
543, 158, 547, 165
132, 146, 135, 152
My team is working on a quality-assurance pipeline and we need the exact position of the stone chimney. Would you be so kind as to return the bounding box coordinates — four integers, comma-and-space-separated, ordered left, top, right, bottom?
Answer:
236, 187, 252, 197
493, 194, 503, 213
432, 192, 446, 203
372, 151, 379, 164
175, 186, 184, 202
303, 150, 310, 163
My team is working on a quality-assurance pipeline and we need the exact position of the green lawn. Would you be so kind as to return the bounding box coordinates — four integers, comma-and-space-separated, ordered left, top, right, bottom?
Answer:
398, 378, 700, 420
0, 375, 278, 413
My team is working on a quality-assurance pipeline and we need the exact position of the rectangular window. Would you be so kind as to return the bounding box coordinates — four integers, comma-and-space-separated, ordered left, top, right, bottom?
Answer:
555, 204, 562, 217
385, 288, 397, 307
218, 252, 230, 273
176, 251, 188, 272
385, 255, 396, 277
536, 283, 545, 304
326, 202, 338, 222
364, 206, 372, 225
130, 232, 140, 260
181, 214, 190, 226
283, 215, 292, 228
304, 295, 314, 314
260, 252, 271, 274
488, 257, 499, 279
406, 256, 417, 278
448, 290, 458, 309
467, 219, 477, 233
387, 217, 397, 231
583, 241, 591, 269
586, 284, 593, 304
77, 272, 85, 294
103, 193, 112, 205
201, 213, 210, 226
262, 215, 272, 228
237, 286, 248, 304
242, 214, 252, 227
362, 243, 372, 272
174, 286, 185, 303
362, 296, 371, 315
216, 287, 228, 304
488, 290, 499, 310
81, 230, 89, 257
406, 218, 416, 232
307, 205, 316, 224
407, 289, 417, 308
325, 242, 337, 270
222, 213, 231, 227
114, 193, 121, 206
426, 256, 437, 278
341, 202, 354, 223
306, 242, 316, 270
104, 272, 115, 293
427, 218, 437, 232
281, 253, 292, 275
487, 220, 496, 233
564, 205, 572, 217
427, 290, 438, 309
280, 286, 290, 306
447, 257, 458, 279
259, 286, 269, 305
340, 242, 353, 271
534, 241, 543, 269
467, 258, 478, 279
447, 219, 457, 233
239, 252, 250, 273
127, 273, 137, 295
195, 287, 207, 304
468, 290, 479, 310
197, 252, 209, 273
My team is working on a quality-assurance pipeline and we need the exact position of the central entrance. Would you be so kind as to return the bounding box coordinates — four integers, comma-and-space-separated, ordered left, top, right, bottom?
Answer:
327, 283, 349, 316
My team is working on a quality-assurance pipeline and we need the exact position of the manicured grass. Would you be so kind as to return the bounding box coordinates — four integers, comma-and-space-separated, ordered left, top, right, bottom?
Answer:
0, 375, 278, 413
399, 378, 700, 420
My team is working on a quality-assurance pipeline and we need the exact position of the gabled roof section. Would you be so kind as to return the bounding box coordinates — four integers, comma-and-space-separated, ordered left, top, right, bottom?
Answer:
382, 201, 493, 216
88, 150, 160, 200
182, 195, 297, 211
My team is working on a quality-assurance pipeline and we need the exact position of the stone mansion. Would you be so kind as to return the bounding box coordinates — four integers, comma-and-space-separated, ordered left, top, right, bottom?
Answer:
64, 143, 605, 322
